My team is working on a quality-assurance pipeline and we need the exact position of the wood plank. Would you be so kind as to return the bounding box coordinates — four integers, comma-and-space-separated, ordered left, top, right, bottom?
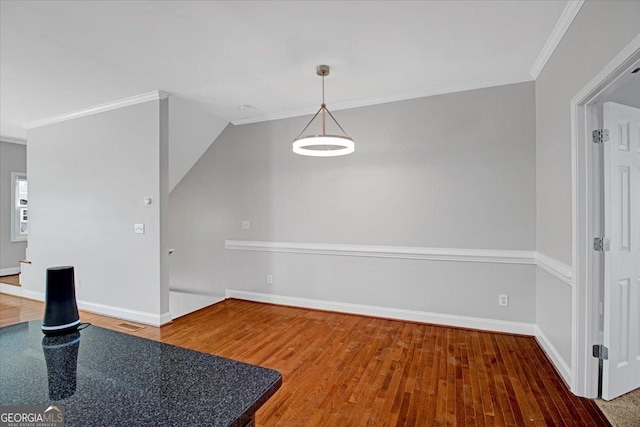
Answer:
0, 294, 611, 426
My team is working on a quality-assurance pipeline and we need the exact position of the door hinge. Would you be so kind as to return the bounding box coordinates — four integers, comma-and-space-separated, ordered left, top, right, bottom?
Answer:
593, 344, 609, 360
592, 129, 609, 144
593, 237, 610, 252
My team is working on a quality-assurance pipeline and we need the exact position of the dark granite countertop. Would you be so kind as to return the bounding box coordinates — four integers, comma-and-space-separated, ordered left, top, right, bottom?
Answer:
0, 321, 281, 427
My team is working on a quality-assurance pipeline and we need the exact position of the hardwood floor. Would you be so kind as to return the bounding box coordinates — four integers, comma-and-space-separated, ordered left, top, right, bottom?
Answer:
0, 293, 609, 426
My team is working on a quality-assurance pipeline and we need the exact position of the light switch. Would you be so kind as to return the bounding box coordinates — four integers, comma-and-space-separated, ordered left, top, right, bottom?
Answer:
242, 220, 250, 230
134, 224, 145, 234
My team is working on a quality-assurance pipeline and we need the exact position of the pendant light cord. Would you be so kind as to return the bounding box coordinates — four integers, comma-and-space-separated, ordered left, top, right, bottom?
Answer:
321, 74, 326, 135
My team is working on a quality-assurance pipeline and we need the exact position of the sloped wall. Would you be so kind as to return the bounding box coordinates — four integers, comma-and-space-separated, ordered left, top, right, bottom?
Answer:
168, 97, 228, 192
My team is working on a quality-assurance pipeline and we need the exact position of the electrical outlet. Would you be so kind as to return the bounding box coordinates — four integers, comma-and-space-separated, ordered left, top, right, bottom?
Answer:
134, 223, 145, 234
267, 274, 273, 285
76, 279, 81, 290
242, 220, 250, 230
498, 294, 509, 307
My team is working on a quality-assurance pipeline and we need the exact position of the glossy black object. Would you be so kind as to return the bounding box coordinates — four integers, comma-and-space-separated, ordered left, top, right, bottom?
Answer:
42, 266, 80, 336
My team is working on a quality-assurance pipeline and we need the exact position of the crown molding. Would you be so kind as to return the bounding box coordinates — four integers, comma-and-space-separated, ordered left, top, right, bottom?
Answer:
230, 73, 533, 126
530, 0, 585, 79
0, 136, 27, 145
23, 90, 169, 130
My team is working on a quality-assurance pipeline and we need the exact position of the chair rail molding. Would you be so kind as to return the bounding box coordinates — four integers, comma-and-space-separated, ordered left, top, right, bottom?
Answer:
225, 240, 536, 265
534, 252, 573, 286
226, 240, 573, 284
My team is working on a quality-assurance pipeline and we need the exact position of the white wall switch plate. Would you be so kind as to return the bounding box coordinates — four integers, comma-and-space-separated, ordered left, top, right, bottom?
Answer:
267, 274, 273, 284
134, 223, 145, 234
242, 220, 250, 230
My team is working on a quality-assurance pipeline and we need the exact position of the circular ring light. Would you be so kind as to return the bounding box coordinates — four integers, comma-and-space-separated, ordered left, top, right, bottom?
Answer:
293, 135, 355, 157
293, 65, 355, 157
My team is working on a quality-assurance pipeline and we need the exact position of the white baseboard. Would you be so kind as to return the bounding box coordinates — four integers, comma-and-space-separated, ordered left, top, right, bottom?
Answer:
0, 283, 22, 297
78, 300, 172, 327
225, 289, 536, 336
534, 325, 571, 386
158, 311, 173, 326
19, 289, 170, 326
20, 289, 44, 302
0, 267, 21, 276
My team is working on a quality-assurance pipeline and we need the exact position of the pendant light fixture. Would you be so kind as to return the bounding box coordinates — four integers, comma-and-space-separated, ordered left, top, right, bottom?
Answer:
293, 65, 354, 157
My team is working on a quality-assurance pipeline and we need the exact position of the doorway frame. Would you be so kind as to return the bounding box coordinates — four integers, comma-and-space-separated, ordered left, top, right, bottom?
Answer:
571, 34, 640, 398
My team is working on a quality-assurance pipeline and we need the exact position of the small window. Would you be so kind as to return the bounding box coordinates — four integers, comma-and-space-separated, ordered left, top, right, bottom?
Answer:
11, 172, 27, 242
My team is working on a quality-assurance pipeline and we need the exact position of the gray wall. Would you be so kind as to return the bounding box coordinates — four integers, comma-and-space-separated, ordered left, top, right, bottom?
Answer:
169, 81, 537, 323
535, 1, 640, 364
607, 75, 640, 109
22, 100, 170, 324
0, 141, 27, 272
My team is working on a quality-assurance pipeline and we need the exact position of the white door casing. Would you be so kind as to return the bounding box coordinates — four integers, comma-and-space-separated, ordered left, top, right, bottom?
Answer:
602, 102, 640, 400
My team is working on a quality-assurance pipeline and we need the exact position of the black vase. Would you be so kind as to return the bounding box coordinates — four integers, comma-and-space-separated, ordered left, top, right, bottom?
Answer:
42, 266, 80, 336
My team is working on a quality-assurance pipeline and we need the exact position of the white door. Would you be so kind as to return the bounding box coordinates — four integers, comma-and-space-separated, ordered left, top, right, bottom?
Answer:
602, 102, 640, 400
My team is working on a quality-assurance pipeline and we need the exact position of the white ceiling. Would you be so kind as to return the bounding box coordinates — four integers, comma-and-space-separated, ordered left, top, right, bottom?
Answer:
0, 0, 571, 141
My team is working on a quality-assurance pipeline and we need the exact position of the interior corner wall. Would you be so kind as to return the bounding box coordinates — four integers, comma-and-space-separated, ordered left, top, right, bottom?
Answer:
169, 81, 537, 325
21, 100, 169, 325
535, 1, 640, 371
0, 141, 27, 273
